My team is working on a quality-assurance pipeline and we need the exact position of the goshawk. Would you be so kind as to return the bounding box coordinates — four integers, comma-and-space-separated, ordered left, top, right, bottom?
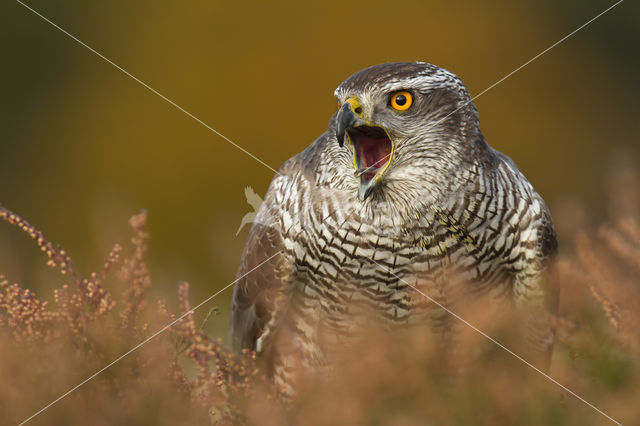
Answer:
230, 62, 557, 393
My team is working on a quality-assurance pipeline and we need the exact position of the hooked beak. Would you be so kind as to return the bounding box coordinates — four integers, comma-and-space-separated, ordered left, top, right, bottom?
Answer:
335, 98, 394, 200
336, 101, 365, 147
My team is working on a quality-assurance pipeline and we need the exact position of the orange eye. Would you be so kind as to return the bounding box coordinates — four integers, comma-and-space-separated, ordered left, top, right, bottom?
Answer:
390, 91, 413, 111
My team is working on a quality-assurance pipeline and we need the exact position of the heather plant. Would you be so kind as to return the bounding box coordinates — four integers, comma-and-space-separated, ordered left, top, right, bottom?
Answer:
0, 205, 249, 424
1, 187, 639, 425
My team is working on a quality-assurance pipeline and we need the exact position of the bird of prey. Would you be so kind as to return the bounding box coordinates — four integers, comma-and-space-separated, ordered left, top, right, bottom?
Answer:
230, 62, 557, 394
236, 186, 264, 236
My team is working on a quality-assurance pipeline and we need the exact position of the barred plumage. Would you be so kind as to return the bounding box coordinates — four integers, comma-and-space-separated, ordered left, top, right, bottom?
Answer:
231, 62, 557, 394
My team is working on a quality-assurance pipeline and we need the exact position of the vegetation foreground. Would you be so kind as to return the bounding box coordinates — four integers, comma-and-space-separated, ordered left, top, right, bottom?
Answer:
1, 197, 638, 425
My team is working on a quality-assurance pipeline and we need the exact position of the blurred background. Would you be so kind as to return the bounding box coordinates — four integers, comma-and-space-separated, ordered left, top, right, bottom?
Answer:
1, 0, 638, 340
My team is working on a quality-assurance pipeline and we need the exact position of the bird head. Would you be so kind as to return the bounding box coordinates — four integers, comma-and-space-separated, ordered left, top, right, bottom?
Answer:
333, 62, 482, 201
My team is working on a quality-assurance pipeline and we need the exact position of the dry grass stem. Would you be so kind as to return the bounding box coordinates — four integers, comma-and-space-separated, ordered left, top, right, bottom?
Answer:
1, 189, 639, 424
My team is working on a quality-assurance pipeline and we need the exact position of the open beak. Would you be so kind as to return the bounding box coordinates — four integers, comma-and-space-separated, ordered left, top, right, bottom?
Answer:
335, 99, 394, 200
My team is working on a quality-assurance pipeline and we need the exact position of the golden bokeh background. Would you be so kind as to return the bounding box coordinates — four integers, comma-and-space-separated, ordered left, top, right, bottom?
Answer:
1, 0, 639, 339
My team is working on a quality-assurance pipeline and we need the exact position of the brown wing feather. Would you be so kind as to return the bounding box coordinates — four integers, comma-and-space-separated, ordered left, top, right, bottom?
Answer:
539, 207, 559, 315
523, 204, 559, 370
230, 218, 289, 352
230, 151, 316, 353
